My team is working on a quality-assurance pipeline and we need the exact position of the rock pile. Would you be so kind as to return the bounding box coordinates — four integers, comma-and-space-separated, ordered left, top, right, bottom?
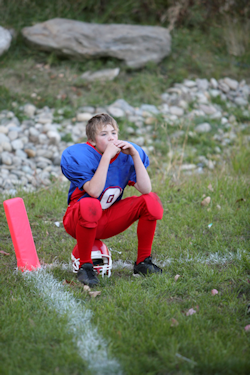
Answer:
0, 76, 249, 196
0, 26, 12, 56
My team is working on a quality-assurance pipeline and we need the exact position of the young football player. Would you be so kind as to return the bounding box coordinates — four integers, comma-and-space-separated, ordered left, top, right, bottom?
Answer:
61, 113, 163, 287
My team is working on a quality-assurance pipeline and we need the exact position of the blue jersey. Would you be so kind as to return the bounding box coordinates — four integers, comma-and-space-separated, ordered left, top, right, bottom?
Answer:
61, 142, 149, 209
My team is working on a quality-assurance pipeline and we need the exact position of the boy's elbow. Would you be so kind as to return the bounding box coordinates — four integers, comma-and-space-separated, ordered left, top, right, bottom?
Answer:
84, 185, 100, 198
135, 182, 151, 195
144, 187, 152, 194
144, 182, 152, 194
88, 189, 100, 198
140, 186, 152, 195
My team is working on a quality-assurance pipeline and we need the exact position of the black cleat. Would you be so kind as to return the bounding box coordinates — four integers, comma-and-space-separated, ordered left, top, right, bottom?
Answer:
134, 256, 162, 276
77, 263, 99, 287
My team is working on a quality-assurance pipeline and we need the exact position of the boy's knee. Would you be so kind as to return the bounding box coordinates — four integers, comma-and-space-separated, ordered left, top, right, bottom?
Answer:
79, 198, 102, 228
142, 192, 163, 220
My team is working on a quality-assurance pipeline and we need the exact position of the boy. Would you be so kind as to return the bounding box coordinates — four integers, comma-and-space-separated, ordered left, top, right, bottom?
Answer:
61, 113, 163, 287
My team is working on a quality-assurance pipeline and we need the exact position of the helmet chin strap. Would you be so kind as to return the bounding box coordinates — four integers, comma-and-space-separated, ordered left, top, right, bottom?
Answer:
71, 255, 80, 274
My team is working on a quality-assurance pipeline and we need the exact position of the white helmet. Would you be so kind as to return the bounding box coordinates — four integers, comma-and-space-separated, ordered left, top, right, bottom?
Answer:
71, 240, 112, 277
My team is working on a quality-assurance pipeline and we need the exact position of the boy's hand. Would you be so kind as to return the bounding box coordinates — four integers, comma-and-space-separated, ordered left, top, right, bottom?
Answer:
113, 140, 138, 157
104, 142, 121, 159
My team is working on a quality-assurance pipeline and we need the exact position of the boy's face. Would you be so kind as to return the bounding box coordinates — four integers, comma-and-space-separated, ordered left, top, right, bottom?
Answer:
90, 124, 118, 154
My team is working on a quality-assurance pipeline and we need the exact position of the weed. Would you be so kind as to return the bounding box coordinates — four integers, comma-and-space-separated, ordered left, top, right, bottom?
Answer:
231, 146, 250, 174
222, 16, 250, 57
61, 133, 74, 143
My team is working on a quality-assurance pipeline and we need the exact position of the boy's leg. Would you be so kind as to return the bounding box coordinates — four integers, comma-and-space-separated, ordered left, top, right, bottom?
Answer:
63, 198, 102, 266
96, 192, 163, 264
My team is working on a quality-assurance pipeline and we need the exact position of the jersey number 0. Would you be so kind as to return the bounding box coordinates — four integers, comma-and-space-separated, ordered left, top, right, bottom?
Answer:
100, 187, 123, 209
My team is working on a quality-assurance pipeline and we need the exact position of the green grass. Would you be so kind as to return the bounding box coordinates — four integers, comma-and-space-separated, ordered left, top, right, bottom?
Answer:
1, 168, 250, 374
231, 146, 250, 174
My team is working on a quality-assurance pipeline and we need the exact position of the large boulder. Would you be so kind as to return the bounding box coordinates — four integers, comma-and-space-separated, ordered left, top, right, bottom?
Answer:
22, 18, 171, 68
0, 26, 12, 56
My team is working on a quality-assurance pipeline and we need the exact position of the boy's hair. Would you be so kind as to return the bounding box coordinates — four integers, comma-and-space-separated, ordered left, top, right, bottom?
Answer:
86, 113, 119, 141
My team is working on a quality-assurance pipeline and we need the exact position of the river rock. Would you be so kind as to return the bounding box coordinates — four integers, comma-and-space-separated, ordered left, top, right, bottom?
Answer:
109, 99, 135, 115
22, 18, 171, 68
29, 127, 40, 143
80, 68, 120, 82
1, 142, 12, 152
209, 89, 220, 98
195, 92, 208, 103
77, 106, 95, 114
0, 126, 8, 134
210, 78, 218, 89
144, 117, 155, 125
36, 149, 54, 159
11, 139, 24, 150
218, 81, 230, 93
234, 97, 248, 106
171, 130, 184, 139
8, 130, 18, 141
2, 152, 13, 165
159, 104, 169, 113
0, 26, 12, 56
195, 123, 212, 133
180, 164, 196, 170
38, 134, 48, 144
76, 113, 92, 122
36, 112, 53, 124
24, 104, 36, 117
183, 79, 196, 88
15, 149, 27, 159
22, 165, 34, 174
43, 123, 55, 133
207, 160, 215, 170
134, 136, 144, 146
47, 130, 61, 143
224, 77, 238, 91
25, 148, 36, 158
179, 100, 188, 109
199, 104, 217, 115
126, 126, 135, 135
0, 133, 10, 144
196, 78, 209, 91
2, 179, 14, 190
140, 104, 159, 115
169, 106, 184, 117
107, 106, 125, 118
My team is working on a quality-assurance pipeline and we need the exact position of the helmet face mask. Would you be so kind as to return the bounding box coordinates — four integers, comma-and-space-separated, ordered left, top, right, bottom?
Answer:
71, 240, 112, 277
91, 241, 112, 277
92, 251, 112, 277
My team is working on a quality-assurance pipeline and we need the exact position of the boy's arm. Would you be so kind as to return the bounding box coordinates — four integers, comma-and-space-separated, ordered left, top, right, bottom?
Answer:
83, 143, 120, 198
114, 140, 151, 195
132, 152, 152, 194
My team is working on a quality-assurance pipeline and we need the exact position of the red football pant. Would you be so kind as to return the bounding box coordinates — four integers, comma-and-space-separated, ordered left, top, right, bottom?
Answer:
63, 192, 163, 267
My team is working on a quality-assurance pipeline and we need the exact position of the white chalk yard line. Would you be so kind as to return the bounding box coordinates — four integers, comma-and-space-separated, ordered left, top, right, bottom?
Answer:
111, 249, 248, 269
44, 248, 248, 273
25, 268, 122, 375
160, 248, 248, 267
